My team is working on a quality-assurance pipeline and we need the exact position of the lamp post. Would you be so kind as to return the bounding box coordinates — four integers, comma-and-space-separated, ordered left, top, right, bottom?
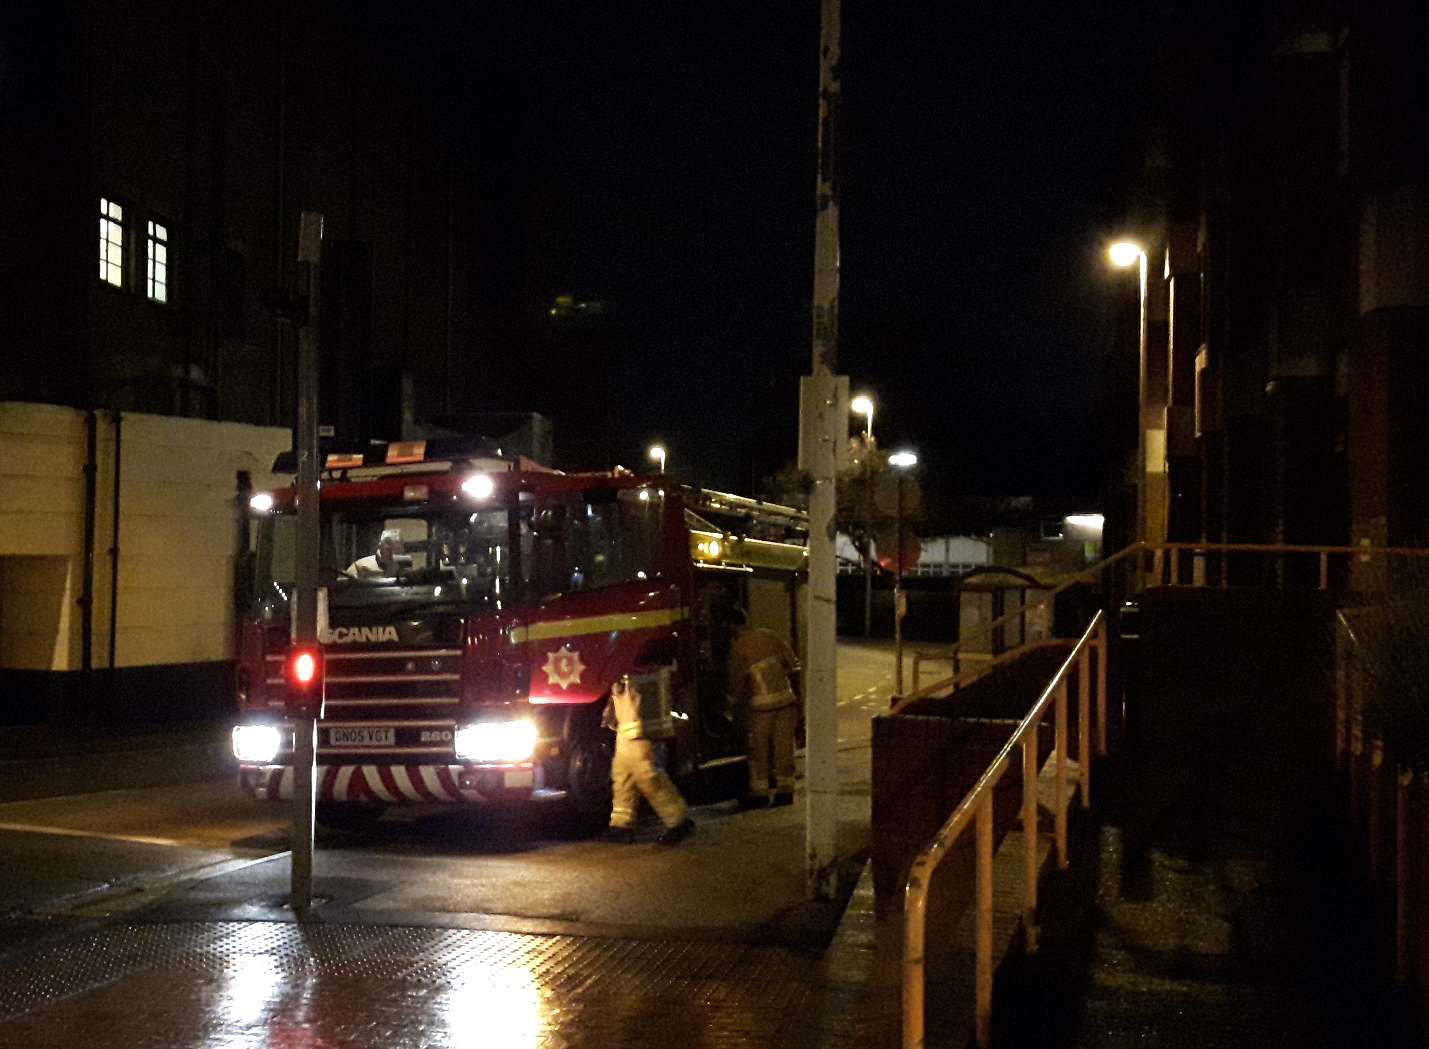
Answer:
887, 450, 917, 694
647, 444, 667, 475
1108, 241, 1147, 556
851, 395, 875, 637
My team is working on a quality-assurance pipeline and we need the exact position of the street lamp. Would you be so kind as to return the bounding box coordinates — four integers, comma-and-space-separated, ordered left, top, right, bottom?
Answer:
887, 450, 917, 694
850, 395, 874, 444
1108, 239, 1149, 560
850, 395, 876, 637
647, 444, 667, 475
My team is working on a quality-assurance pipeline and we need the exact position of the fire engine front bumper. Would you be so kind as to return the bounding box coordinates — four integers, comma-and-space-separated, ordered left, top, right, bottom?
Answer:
239, 763, 559, 804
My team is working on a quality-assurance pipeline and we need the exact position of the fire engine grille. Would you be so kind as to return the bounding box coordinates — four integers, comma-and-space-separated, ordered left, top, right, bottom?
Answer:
320, 648, 462, 757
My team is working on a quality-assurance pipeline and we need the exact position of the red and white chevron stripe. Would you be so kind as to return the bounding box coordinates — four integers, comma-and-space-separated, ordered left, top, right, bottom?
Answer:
246, 764, 483, 804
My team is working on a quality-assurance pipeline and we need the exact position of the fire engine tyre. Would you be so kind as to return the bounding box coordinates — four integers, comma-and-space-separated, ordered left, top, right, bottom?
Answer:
562, 728, 615, 835
315, 804, 386, 833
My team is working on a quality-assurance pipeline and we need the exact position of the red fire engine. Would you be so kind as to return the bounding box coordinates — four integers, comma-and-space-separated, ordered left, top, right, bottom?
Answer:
232, 437, 807, 828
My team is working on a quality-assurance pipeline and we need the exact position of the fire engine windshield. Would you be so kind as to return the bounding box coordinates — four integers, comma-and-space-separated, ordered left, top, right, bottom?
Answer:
250, 504, 513, 618
522, 486, 664, 598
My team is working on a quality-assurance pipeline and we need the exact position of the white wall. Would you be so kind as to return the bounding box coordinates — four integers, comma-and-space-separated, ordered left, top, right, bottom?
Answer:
920, 535, 991, 569
0, 403, 289, 672
0, 404, 89, 670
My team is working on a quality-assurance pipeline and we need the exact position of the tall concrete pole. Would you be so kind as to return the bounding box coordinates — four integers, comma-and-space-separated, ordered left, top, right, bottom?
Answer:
292, 210, 323, 916
804, 0, 841, 900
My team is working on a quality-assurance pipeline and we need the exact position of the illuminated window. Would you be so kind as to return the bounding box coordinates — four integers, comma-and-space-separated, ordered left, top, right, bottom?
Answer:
146, 220, 169, 303
99, 198, 124, 287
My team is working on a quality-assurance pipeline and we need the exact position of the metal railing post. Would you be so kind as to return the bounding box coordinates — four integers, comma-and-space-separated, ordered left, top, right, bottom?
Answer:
1022, 731, 1039, 952
1055, 677, 1069, 869
1319, 551, 1329, 591
975, 795, 994, 1048
903, 869, 928, 1049
1078, 646, 1091, 809
1095, 618, 1108, 755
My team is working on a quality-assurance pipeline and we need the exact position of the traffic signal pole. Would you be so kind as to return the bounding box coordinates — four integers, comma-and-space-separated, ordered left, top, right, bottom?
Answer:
291, 211, 323, 916
803, 0, 841, 901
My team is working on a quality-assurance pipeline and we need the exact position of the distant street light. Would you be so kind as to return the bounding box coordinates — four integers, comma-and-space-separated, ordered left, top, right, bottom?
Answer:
887, 450, 918, 694
647, 444, 667, 474
851, 395, 876, 638
1108, 240, 1149, 552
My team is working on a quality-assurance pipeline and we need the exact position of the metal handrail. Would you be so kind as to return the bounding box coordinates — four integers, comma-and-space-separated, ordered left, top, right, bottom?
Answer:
895, 642, 1064, 717
904, 540, 1429, 705
910, 648, 991, 695
898, 544, 1140, 704
1152, 540, 1429, 590
903, 611, 1106, 1049
897, 539, 1428, 1048
1334, 607, 1418, 983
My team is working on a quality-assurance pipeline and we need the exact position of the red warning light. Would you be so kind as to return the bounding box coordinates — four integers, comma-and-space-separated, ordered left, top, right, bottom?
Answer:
284, 647, 324, 716
292, 650, 318, 685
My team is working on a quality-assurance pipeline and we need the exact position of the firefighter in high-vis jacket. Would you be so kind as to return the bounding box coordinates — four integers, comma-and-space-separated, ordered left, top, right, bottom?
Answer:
602, 675, 695, 845
726, 611, 801, 807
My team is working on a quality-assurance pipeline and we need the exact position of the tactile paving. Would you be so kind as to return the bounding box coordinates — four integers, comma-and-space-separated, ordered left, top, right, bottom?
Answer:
0, 920, 819, 1049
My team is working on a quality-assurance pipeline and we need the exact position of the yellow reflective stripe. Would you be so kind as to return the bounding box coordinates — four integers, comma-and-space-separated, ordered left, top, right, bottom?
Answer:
511, 607, 687, 644
618, 722, 643, 738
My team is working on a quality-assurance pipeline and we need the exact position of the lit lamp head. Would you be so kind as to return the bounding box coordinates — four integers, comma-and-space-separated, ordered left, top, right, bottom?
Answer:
1108, 240, 1145, 269
887, 451, 918, 469
850, 394, 874, 439
647, 444, 667, 474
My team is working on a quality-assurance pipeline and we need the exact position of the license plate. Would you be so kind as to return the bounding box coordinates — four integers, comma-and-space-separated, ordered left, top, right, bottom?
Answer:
328, 727, 395, 747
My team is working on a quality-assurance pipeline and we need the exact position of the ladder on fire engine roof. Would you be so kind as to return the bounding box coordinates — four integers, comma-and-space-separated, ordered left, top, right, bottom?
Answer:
682, 487, 808, 531
682, 487, 808, 575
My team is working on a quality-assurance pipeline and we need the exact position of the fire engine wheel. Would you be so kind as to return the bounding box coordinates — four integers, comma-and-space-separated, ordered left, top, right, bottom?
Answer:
562, 729, 614, 834
315, 803, 386, 833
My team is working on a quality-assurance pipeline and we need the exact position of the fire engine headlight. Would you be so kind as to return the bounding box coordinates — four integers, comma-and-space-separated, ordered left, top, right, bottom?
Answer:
454, 719, 538, 765
232, 724, 283, 764
461, 473, 495, 500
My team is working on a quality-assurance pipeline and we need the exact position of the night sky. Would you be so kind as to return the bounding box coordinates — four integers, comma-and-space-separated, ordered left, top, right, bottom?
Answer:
364, 3, 1156, 513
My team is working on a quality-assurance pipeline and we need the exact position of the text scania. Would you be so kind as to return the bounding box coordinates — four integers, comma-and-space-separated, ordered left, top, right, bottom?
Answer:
321, 625, 400, 644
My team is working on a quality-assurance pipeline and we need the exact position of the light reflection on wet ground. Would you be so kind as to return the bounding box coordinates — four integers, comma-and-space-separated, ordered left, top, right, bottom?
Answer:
0, 920, 826, 1049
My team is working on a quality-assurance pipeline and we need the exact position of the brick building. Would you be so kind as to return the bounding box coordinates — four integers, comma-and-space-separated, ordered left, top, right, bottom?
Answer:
1105, 0, 1429, 565
0, 0, 482, 438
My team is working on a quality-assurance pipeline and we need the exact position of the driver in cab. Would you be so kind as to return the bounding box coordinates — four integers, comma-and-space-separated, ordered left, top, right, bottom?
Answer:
345, 528, 404, 579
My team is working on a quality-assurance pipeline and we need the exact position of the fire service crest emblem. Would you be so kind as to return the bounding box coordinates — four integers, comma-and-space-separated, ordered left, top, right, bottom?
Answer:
542, 645, 586, 690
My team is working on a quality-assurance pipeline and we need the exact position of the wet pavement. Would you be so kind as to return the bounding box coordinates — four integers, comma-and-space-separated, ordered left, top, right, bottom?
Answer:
0, 920, 823, 1049
0, 644, 910, 1048
6, 606, 1412, 1048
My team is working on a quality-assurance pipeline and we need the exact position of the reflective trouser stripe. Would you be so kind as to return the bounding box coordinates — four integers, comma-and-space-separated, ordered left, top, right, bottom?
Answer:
610, 738, 687, 829
748, 706, 798, 799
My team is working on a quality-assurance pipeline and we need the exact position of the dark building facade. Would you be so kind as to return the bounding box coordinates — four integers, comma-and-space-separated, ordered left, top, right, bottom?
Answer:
1107, 0, 1429, 563
0, 0, 483, 439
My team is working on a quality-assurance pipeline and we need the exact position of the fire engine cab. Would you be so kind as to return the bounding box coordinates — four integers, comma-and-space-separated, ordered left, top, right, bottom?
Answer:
232, 436, 807, 828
